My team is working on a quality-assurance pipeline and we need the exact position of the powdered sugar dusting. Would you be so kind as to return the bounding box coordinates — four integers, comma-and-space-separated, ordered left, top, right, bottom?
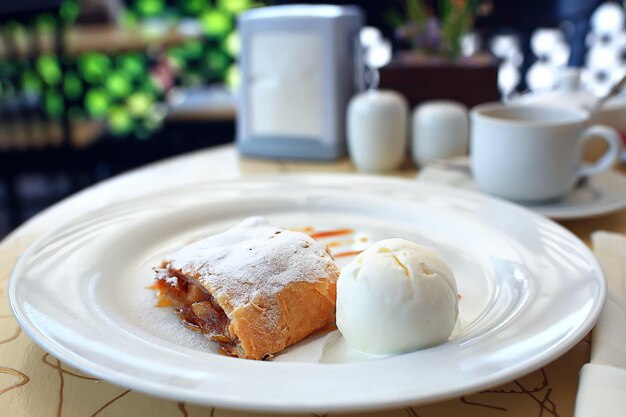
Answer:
166, 217, 337, 314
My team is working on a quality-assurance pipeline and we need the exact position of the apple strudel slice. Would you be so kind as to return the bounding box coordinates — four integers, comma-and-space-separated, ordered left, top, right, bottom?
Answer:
153, 217, 339, 360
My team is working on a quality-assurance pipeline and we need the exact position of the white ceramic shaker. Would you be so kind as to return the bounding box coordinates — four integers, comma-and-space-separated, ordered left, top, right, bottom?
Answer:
412, 100, 468, 167
347, 90, 409, 173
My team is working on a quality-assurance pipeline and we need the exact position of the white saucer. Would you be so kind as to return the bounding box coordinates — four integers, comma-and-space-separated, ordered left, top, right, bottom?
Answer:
418, 165, 626, 220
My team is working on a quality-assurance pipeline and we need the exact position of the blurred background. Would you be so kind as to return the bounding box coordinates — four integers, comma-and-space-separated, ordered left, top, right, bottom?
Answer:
0, 0, 624, 238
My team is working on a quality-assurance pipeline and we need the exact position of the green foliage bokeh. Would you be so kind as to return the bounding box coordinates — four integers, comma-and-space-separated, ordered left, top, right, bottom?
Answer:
0, 0, 256, 137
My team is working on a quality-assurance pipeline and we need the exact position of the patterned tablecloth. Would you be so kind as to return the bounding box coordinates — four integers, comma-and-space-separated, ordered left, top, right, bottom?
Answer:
2, 145, 625, 417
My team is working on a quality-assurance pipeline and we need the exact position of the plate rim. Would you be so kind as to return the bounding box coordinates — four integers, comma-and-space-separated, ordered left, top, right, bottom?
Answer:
8, 174, 607, 413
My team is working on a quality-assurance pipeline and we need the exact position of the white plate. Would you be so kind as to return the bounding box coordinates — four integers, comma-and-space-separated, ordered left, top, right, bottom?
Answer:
418, 165, 626, 220
8, 175, 606, 413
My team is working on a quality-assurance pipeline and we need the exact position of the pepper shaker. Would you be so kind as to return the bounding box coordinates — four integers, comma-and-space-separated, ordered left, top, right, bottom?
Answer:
412, 100, 468, 167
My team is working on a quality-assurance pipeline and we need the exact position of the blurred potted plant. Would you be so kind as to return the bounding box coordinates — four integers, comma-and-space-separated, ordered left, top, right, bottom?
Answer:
394, 0, 475, 60
379, 0, 500, 108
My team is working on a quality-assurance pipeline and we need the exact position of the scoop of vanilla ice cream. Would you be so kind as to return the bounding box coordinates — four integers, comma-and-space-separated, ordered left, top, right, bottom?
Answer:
336, 238, 458, 355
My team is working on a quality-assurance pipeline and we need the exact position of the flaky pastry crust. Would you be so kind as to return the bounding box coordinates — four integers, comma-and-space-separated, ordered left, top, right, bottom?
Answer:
154, 217, 339, 360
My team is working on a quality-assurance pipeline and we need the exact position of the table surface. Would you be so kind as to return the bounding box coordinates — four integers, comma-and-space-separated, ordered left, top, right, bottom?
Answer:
2, 144, 625, 417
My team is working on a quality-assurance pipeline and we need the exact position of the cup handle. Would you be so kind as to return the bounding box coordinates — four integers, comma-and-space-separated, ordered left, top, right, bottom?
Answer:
577, 125, 622, 178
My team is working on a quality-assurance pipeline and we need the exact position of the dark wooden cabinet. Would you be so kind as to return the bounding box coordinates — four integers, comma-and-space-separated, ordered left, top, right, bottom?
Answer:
379, 55, 500, 109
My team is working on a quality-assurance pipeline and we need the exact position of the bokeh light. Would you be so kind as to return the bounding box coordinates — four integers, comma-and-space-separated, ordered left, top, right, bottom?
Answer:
360, 26, 391, 70
36, 55, 62, 85
498, 61, 521, 98
225, 64, 240, 90
108, 107, 134, 135
136, 0, 166, 17
106, 72, 133, 99
85, 89, 110, 118
218, 0, 251, 14
586, 43, 618, 70
461, 32, 479, 57
117, 54, 145, 79
79, 53, 112, 83
526, 62, 557, 92
531, 29, 564, 56
201, 9, 232, 37
591, 2, 625, 37
491, 35, 520, 61
224, 31, 241, 56
360, 27, 382, 49
549, 42, 570, 67
127, 92, 155, 117
365, 40, 392, 69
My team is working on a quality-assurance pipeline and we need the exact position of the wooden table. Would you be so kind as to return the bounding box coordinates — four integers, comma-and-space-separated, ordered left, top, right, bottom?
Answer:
1, 145, 625, 417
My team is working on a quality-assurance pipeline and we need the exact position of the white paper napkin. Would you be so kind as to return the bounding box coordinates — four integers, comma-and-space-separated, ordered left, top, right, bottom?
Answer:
574, 231, 626, 417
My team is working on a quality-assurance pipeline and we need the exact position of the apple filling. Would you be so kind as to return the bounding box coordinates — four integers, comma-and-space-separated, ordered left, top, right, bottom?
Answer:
154, 263, 238, 354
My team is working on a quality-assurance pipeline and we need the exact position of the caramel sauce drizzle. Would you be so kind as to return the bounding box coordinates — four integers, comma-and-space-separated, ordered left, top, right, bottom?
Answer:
308, 228, 353, 239
326, 239, 354, 248
333, 250, 364, 258
305, 228, 369, 259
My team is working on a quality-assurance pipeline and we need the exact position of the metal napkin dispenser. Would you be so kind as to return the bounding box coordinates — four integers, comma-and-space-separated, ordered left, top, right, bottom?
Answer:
237, 5, 364, 160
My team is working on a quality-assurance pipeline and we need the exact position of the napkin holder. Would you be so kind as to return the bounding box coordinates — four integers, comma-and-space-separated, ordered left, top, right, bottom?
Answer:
237, 5, 364, 160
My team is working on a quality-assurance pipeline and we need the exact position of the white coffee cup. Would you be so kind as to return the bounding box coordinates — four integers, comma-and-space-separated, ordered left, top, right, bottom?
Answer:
347, 90, 408, 173
471, 103, 622, 202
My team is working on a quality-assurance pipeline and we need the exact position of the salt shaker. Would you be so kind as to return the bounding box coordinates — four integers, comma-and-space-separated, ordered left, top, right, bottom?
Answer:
347, 90, 408, 173
412, 100, 468, 167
